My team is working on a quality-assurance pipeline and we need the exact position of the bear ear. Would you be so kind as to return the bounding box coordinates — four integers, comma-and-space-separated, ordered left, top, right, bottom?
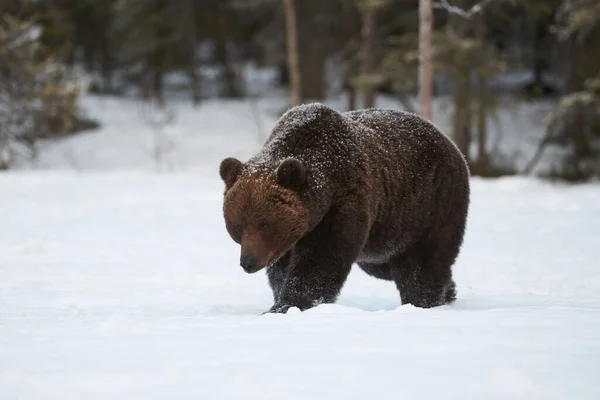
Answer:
275, 157, 306, 191
219, 157, 243, 189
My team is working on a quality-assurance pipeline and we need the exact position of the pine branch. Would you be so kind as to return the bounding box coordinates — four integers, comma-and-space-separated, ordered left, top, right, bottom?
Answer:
433, 0, 495, 18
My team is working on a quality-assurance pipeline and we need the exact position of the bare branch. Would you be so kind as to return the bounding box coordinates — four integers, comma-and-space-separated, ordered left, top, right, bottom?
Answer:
434, 0, 494, 19
135, 96, 176, 172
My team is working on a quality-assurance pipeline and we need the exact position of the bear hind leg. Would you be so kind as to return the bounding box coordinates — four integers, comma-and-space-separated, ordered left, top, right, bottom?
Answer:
390, 236, 458, 308
444, 279, 457, 304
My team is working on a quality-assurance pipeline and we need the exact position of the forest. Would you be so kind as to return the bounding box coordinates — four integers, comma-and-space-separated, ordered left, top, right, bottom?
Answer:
1, 0, 599, 179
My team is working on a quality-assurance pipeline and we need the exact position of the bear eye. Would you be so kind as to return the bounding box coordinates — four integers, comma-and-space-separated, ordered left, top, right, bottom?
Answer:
258, 222, 269, 232
235, 224, 243, 233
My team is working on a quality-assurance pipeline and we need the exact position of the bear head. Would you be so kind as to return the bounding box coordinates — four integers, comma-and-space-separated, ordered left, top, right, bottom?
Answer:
219, 156, 310, 274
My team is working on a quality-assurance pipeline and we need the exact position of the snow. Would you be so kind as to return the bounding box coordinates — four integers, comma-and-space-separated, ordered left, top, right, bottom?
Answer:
16, 95, 278, 174
1, 172, 599, 399
1, 94, 599, 399
14, 93, 557, 176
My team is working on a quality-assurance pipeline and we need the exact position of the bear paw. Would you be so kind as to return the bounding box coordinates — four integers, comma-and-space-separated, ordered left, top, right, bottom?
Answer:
265, 303, 293, 314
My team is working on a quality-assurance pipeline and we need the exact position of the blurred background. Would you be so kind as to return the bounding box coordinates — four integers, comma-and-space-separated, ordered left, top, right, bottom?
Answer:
0, 0, 599, 180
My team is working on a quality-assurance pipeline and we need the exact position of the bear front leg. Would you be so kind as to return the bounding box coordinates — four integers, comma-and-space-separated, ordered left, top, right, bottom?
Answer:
266, 251, 291, 303
268, 257, 353, 313
267, 205, 368, 314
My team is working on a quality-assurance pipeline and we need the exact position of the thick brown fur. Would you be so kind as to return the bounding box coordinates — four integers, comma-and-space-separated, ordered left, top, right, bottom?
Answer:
219, 103, 470, 313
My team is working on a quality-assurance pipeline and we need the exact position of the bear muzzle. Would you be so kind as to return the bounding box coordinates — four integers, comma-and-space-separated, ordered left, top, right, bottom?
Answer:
240, 254, 258, 274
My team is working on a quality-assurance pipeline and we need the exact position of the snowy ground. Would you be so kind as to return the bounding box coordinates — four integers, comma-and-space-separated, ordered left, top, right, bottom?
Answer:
15, 92, 556, 175
1, 171, 599, 400
1, 93, 599, 399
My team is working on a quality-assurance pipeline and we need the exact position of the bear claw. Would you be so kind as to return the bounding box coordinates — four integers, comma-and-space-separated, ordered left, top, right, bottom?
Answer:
266, 304, 293, 314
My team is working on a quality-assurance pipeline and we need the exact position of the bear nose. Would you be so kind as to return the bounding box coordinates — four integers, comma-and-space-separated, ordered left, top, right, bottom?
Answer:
240, 255, 257, 273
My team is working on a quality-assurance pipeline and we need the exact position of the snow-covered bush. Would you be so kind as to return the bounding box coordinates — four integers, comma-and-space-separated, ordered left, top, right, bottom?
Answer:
543, 78, 600, 181
0, 15, 89, 169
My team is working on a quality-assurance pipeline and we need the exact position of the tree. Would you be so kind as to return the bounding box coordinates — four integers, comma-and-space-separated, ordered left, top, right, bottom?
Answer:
426, 0, 511, 173
0, 14, 85, 169
283, 0, 302, 106
360, 3, 377, 108
524, 0, 600, 180
554, 0, 600, 92
353, 0, 389, 109
295, 1, 325, 101
110, 0, 180, 106
418, 0, 433, 120
525, 77, 600, 180
182, 0, 200, 105
213, 0, 243, 98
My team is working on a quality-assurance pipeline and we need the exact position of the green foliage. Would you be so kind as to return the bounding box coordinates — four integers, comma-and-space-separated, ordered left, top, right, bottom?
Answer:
564, 0, 600, 39
552, 0, 600, 92
110, 0, 180, 66
519, 0, 563, 17
584, 78, 600, 95
383, 6, 516, 171
432, 32, 512, 79
543, 77, 600, 181
0, 14, 87, 169
350, 73, 387, 92
381, 33, 419, 93
356, 0, 390, 13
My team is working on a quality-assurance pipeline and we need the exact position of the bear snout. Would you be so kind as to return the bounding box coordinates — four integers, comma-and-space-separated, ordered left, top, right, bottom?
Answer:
240, 254, 258, 274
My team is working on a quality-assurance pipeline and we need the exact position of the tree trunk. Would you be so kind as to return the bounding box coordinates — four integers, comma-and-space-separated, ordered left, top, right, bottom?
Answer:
99, 1, 113, 93
341, 3, 360, 111
360, 6, 376, 109
418, 0, 433, 120
453, 74, 471, 165
476, 78, 487, 169
0, 137, 10, 170
184, 0, 201, 105
152, 53, 165, 108
283, 0, 302, 106
151, 0, 168, 107
347, 86, 357, 111
100, 37, 113, 93
216, 4, 241, 98
565, 24, 600, 93
532, 17, 546, 88
564, 36, 582, 93
298, 35, 325, 101
476, 13, 488, 171
297, 0, 327, 100
448, 9, 471, 166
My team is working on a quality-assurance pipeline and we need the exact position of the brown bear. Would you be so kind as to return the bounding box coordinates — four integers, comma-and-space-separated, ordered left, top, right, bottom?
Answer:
219, 103, 470, 313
